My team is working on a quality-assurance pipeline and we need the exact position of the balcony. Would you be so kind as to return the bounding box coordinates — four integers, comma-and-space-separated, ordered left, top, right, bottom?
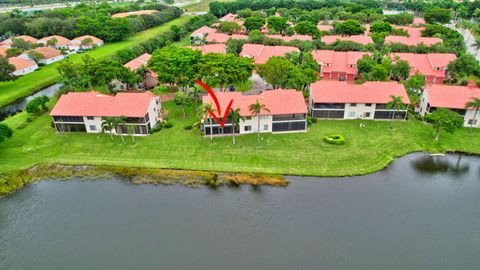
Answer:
273, 114, 306, 122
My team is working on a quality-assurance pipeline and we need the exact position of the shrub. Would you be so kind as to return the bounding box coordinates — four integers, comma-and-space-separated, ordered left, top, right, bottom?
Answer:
323, 134, 346, 145
164, 122, 173, 128
184, 124, 192, 130
149, 123, 163, 134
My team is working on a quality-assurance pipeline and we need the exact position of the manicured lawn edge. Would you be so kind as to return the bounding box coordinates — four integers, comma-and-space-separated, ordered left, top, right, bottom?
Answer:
0, 16, 192, 109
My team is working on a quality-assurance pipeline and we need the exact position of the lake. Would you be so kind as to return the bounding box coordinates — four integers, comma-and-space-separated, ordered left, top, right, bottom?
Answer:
1, 153, 479, 270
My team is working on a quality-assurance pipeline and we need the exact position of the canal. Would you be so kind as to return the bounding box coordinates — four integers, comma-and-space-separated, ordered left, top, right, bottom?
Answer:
0, 153, 479, 270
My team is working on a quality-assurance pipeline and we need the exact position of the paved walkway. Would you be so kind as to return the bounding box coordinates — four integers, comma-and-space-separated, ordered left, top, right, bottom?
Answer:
446, 22, 480, 60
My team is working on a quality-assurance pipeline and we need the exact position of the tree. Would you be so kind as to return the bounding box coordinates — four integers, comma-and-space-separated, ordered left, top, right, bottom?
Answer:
198, 53, 254, 91
248, 99, 270, 143
189, 86, 201, 113
0, 123, 13, 144
209, 2, 227, 17
391, 60, 411, 81
0, 56, 16, 82
267, 16, 288, 33
46, 37, 58, 47
404, 73, 426, 94
385, 12, 414, 25
127, 125, 136, 143
199, 103, 214, 142
334, 19, 364, 36
257, 56, 293, 89
369, 21, 392, 34
80, 38, 93, 46
465, 97, 480, 134
27, 50, 44, 64
11, 38, 31, 50
26, 95, 49, 114
244, 16, 265, 32
226, 38, 246, 55
426, 108, 464, 141
6, 48, 22, 58
424, 7, 452, 24
85, 59, 137, 92
148, 46, 202, 90
357, 55, 375, 74
228, 108, 244, 144
101, 117, 116, 141
57, 60, 81, 91
174, 91, 192, 117
447, 54, 480, 80
386, 95, 406, 125
218, 21, 242, 34
293, 21, 320, 37
114, 117, 126, 143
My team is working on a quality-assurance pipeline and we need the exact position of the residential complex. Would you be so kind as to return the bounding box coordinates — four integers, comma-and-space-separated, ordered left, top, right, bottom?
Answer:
312, 50, 371, 80
420, 84, 480, 128
50, 91, 160, 135
309, 81, 410, 120
202, 89, 308, 136
390, 53, 456, 83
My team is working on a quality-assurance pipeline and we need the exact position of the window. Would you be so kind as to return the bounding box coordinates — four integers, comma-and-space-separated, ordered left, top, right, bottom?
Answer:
244, 126, 252, 132
89, 125, 96, 131
261, 115, 269, 120
87, 116, 94, 120
365, 112, 371, 118
468, 119, 477, 125
263, 124, 268, 131
348, 111, 356, 118
350, 103, 357, 107
246, 116, 252, 120
156, 100, 159, 105
365, 103, 372, 107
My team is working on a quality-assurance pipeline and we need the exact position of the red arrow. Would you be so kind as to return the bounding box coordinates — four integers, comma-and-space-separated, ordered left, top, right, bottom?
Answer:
195, 80, 233, 128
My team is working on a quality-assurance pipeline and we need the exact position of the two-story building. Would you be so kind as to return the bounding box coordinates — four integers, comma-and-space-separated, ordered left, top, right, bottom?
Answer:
309, 81, 410, 120
312, 50, 371, 80
419, 84, 480, 128
201, 89, 308, 136
50, 91, 160, 135
19, 47, 65, 65
68, 35, 103, 51
390, 53, 456, 84
37, 35, 72, 50
8, 56, 38, 76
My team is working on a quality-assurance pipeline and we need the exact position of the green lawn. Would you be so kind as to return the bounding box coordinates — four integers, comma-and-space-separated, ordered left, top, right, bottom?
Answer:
183, 0, 233, 12
0, 16, 192, 109
1, 100, 480, 176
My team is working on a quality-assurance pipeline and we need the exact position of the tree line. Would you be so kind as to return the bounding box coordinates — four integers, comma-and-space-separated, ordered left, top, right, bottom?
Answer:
0, 3, 182, 42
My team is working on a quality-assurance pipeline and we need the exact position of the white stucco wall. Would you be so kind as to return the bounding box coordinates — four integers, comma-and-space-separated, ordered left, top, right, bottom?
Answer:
344, 103, 376, 119
12, 64, 38, 76
419, 90, 430, 117
239, 115, 272, 134
40, 55, 65, 65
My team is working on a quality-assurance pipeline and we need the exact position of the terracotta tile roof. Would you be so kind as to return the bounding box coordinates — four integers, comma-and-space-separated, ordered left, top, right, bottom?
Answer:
8, 56, 37, 71
390, 53, 456, 77
312, 50, 371, 75
202, 89, 307, 117
317, 24, 333, 31
240, 44, 299, 64
112, 10, 158, 18
425, 84, 480, 110
413, 17, 426, 25
311, 80, 410, 104
3, 35, 38, 44
385, 35, 442, 46
187, 44, 227, 54
266, 34, 312, 41
0, 47, 7, 57
50, 91, 158, 117
123, 53, 158, 78
191, 26, 217, 36
32, 47, 61, 59
321, 35, 373, 45
70, 35, 103, 45
220, 13, 237, 22
205, 32, 248, 43
38, 35, 71, 46
393, 26, 424, 38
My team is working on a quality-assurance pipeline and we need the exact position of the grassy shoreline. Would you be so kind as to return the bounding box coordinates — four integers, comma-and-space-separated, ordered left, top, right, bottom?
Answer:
0, 16, 192, 109
0, 164, 288, 196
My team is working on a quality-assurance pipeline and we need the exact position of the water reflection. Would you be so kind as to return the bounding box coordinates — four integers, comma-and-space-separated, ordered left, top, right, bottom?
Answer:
411, 154, 470, 177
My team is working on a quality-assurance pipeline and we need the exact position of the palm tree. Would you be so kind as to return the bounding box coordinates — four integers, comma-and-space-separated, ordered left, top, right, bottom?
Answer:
386, 95, 406, 127
199, 103, 214, 142
101, 117, 115, 141
189, 86, 201, 113
465, 97, 480, 134
248, 99, 270, 143
474, 38, 480, 57
127, 125, 136, 143
114, 117, 126, 142
228, 108, 245, 145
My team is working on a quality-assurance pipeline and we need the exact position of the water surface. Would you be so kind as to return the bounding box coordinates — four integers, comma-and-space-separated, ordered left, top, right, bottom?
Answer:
1, 153, 479, 270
